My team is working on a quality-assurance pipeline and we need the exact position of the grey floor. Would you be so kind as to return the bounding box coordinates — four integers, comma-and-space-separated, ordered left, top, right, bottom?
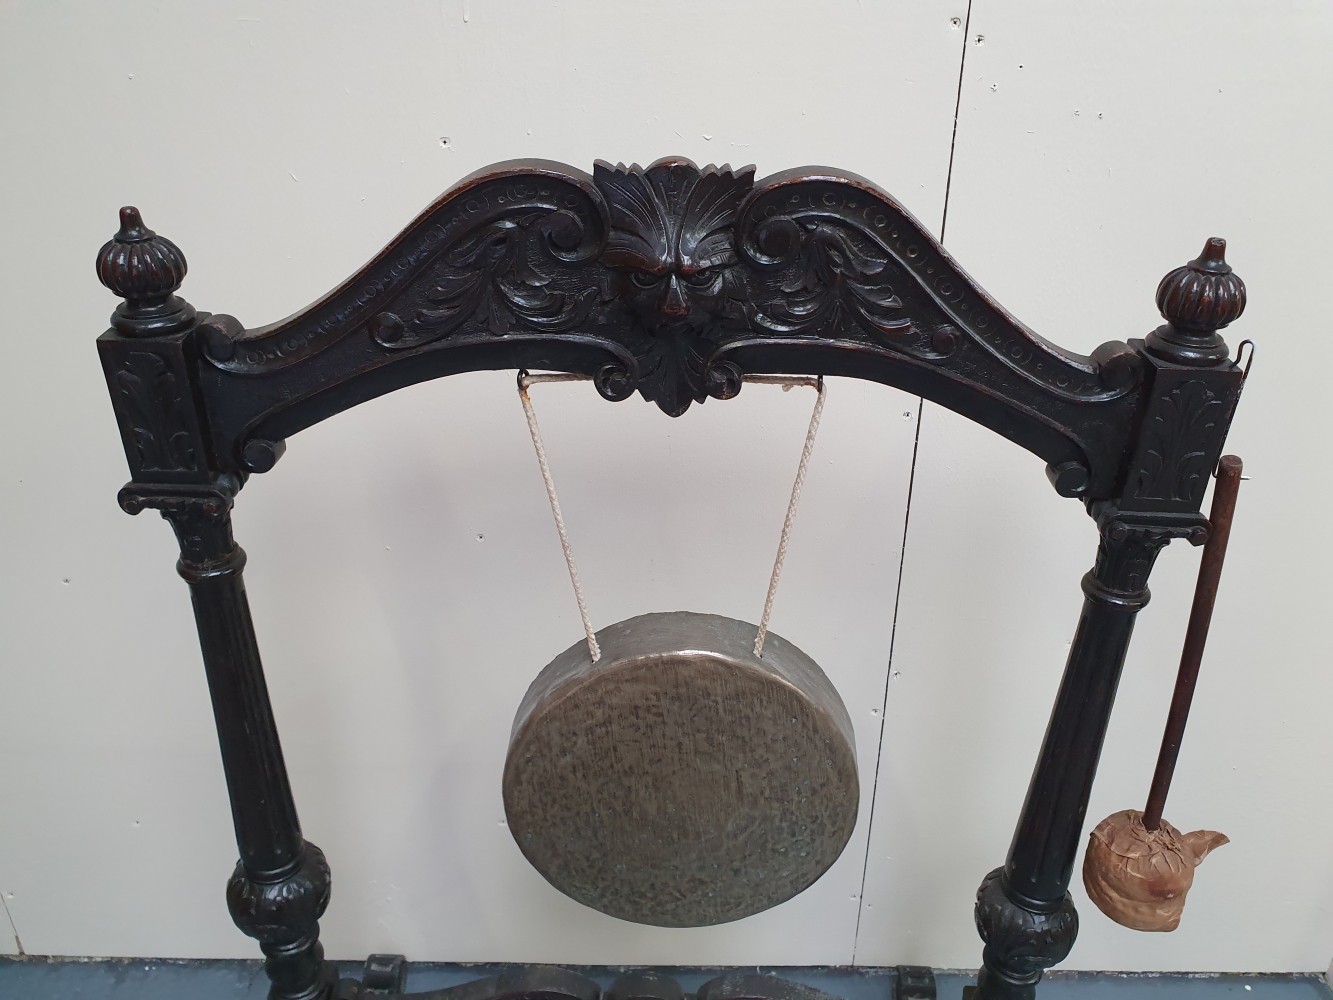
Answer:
0, 961, 1330, 1000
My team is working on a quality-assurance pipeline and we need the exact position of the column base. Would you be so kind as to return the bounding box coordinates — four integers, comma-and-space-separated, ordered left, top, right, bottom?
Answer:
227, 841, 333, 1000
969, 867, 1078, 1000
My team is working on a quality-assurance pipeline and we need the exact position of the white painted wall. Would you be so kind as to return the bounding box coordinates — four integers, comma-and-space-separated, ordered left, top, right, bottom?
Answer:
1, 0, 1329, 974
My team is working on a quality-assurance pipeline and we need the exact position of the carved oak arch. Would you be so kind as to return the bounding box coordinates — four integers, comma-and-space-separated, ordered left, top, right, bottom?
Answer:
94, 156, 1249, 1000
179, 158, 1143, 497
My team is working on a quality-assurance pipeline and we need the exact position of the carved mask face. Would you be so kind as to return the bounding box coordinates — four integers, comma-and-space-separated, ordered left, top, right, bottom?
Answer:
594, 158, 754, 330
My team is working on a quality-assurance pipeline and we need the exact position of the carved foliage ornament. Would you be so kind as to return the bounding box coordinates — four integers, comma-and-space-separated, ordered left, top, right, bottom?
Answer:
114, 351, 198, 473
1131, 380, 1227, 505
595, 159, 753, 415
201, 158, 1131, 417
227, 840, 331, 944
974, 867, 1078, 983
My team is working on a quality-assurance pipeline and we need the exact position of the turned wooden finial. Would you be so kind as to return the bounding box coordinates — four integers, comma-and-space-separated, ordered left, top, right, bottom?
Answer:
96, 206, 196, 336
1145, 237, 1246, 366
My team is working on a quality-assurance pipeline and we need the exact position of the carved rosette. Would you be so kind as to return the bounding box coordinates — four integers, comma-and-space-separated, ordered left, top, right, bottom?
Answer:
227, 840, 331, 944
974, 867, 1077, 988
96, 207, 197, 336
1146, 238, 1245, 366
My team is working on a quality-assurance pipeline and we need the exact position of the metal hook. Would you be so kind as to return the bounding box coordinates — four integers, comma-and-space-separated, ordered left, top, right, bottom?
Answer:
1215, 342, 1256, 482
1235, 340, 1255, 390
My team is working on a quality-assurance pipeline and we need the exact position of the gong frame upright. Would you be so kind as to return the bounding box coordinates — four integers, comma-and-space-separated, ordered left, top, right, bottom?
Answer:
95, 157, 1248, 1000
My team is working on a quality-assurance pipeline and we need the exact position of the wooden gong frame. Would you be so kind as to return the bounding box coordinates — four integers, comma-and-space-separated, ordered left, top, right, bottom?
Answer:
95, 157, 1248, 1000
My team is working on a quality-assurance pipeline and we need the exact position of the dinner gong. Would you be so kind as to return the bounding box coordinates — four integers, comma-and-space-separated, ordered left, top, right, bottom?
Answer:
503, 611, 859, 927
504, 373, 859, 927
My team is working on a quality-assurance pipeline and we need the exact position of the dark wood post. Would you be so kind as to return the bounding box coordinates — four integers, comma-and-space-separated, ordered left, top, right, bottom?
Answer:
971, 511, 1193, 999
971, 238, 1247, 998
99, 211, 335, 1000
119, 480, 335, 1000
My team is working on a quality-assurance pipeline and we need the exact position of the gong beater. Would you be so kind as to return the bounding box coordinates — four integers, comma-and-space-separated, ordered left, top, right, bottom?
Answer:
504, 373, 859, 927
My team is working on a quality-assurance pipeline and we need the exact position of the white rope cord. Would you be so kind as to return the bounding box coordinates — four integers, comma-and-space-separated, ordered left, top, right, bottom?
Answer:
516, 371, 826, 664
753, 376, 825, 656
517, 371, 601, 663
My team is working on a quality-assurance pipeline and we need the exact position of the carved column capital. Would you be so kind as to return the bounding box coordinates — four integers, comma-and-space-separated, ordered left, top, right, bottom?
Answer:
1082, 502, 1207, 610
1089, 501, 1210, 547
119, 475, 245, 572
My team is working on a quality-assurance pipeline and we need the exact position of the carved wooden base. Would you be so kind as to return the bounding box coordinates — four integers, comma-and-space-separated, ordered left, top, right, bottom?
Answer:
328, 965, 877, 1000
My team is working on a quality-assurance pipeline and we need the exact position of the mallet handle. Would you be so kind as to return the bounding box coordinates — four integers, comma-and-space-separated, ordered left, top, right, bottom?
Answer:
1143, 455, 1244, 831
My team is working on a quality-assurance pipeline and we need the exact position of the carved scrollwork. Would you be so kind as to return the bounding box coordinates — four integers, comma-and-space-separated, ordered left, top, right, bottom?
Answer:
207, 164, 609, 371
740, 207, 956, 363
376, 206, 602, 350
735, 173, 1119, 399
200, 157, 1140, 419
593, 362, 637, 402
127, 156, 1239, 498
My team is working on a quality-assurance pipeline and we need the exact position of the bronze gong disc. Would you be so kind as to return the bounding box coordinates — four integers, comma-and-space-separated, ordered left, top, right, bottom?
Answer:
503, 611, 858, 927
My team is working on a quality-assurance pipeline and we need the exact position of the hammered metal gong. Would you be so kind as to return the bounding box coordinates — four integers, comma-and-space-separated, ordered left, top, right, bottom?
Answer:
503, 611, 858, 927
